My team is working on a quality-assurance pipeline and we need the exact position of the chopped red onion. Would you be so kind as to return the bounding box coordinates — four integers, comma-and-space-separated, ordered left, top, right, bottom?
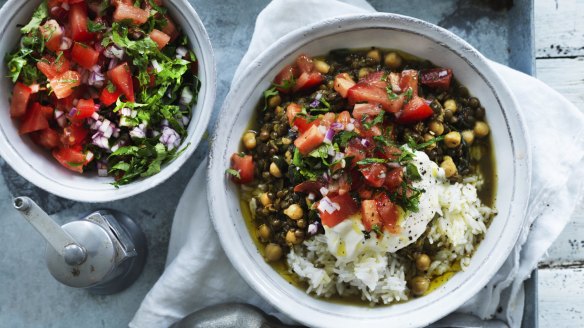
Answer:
92, 135, 110, 149
104, 45, 124, 59
110, 143, 120, 153
91, 65, 101, 73
102, 125, 114, 138
319, 187, 329, 196
330, 122, 343, 131
98, 119, 111, 133
68, 108, 78, 117
120, 107, 132, 116
181, 115, 190, 126
85, 151, 94, 162
61, 2, 70, 10
317, 197, 340, 214
307, 223, 318, 235
55, 110, 66, 127
108, 58, 119, 70
91, 112, 100, 120
179, 88, 193, 105
130, 126, 146, 139
361, 138, 371, 147
160, 126, 181, 150
346, 123, 355, 131
112, 128, 120, 138
308, 193, 315, 201
152, 59, 162, 73
59, 37, 72, 50
318, 125, 327, 135
97, 161, 108, 177
29, 84, 40, 93
176, 46, 187, 58
88, 71, 105, 87
324, 128, 335, 144
424, 99, 432, 105
309, 99, 320, 108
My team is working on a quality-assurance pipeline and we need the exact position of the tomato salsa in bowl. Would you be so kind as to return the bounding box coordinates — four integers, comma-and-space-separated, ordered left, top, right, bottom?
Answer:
0, 0, 215, 201
209, 13, 530, 328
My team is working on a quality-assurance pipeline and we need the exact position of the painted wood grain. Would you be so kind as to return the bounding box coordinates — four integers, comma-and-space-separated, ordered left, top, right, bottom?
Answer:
539, 268, 584, 327
534, 0, 584, 58
540, 197, 584, 266
536, 57, 584, 110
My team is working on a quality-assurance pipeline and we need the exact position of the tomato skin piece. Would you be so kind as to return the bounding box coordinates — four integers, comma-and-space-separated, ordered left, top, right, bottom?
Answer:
52, 147, 87, 173
361, 199, 383, 232
50, 70, 81, 99
319, 193, 359, 227
107, 63, 135, 102
396, 96, 434, 124
360, 163, 387, 188
32, 128, 61, 149
420, 68, 453, 90
37, 55, 71, 80
230, 154, 254, 184
384, 167, 403, 191
113, 3, 149, 25
149, 29, 171, 49
70, 98, 96, 121
293, 72, 323, 93
71, 43, 100, 69
100, 85, 122, 106
293, 181, 323, 194
347, 83, 404, 113
399, 70, 419, 96
70, 3, 94, 42
294, 124, 325, 155
274, 64, 299, 93
333, 73, 356, 98
61, 124, 88, 146
344, 138, 368, 167
19, 103, 49, 135
296, 54, 315, 74
376, 193, 400, 233
40, 19, 63, 52
10, 83, 32, 118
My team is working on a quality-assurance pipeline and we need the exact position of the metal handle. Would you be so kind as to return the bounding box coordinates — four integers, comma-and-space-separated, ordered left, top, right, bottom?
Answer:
13, 197, 86, 266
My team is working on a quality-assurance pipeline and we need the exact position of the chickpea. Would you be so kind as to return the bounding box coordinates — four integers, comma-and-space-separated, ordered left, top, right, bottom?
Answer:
444, 131, 461, 148
441, 156, 458, 178
258, 224, 271, 241
428, 120, 444, 136
284, 204, 303, 220
314, 60, 330, 74
285, 230, 300, 245
268, 95, 281, 109
296, 219, 307, 228
461, 130, 475, 145
474, 121, 490, 138
265, 243, 283, 262
358, 67, 372, 78
367, 49, 381, 63
242, 131, 257, 150
281, 137, 292, 145
275, 105, 284, 116
384, 52, 402, 69
444, 99, 457, 113
416, 254, 431, 271
259, 130, 270, 141
259, 193, 272, 207
269, 162, 282, 178
423, 133, 436, 150
411, 276, 430, 296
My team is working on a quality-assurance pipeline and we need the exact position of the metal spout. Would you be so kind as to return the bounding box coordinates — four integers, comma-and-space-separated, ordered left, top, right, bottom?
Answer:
13, 197, 87, 266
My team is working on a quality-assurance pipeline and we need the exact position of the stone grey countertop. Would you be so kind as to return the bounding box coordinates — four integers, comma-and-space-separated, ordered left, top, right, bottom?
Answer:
0, 0, 532, 327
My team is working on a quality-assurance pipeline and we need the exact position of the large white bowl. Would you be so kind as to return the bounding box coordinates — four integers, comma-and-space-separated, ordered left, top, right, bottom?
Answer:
209, 13, 530, 328
0, 0, 215, 202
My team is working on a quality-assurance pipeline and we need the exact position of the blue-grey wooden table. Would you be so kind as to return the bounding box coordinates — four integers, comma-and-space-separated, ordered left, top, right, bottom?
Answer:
0, 0, 534, 327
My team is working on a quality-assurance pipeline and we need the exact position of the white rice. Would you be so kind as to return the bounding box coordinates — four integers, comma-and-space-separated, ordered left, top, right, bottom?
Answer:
287, 151, 496, 304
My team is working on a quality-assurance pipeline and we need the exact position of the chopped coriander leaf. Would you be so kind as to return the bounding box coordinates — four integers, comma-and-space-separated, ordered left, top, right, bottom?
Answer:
87, 20, 107, 33
262, 87, 279, 111
405, 162, 421, 181
20, 0, 48, 34
334, 131, 358, 147
414, 135, 444, 150
386, 85, 398, 100
225, 168, 241, 179
356, 158, 387, 165
404, 87, 413, 103
273, 76, 296, 91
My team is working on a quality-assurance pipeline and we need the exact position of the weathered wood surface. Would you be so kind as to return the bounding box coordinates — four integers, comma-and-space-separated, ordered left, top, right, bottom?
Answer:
535, 0, 584, 326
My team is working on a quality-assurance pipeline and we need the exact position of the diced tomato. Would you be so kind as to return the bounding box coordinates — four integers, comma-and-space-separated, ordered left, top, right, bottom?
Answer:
286, 103, 320, 133
384, 167, 403, 191
69, 98, 95, 121
71, 43, 99, 69
286, 103, 302, 125
56, 95, 75, 112
333, 73, 356, 98
319, 193, 359, 227
149, 29, 171, 49
70, 3, 94, 42
161, 15, 179, 41
296, 54, 314, 74
320, 112, 336, 128
37, 55, 71, 80
399, 70, 419, 96
352, 103, 382, 121
294, 124, 325, 155
113, 3, 149, 25
388, 72, 402, 93
327, 173, 351, 196
293, 181, 323, 194
420, 68, 453, 90
336, 111, 351, 126
48, 0, 68, 20
39, 105, 54, 119
61, 124, 88, 146
376, 145, 401, 162
361, 199, 383, 232
19, 103, 49, 135
10, 83, 32, 118
40, 19, 63, 52
32, 129, 61, 149
52, 147, 88, 173
230, 154, 254, 184
100, 85, 122, 106
396, 96, 434, 124
344, 138, 368, 167
360, 163, 387, 188
274, 64, 299, 93
376, 193, 400, 233
107, 63, 134, 102
347, 83, 403, 113
293, 72, 323, 93
50, 70, 81, 99
359, 71, 388, 89
111, 0, 134, 6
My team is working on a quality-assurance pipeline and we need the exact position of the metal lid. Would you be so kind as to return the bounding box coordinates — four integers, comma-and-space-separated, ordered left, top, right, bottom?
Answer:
46, 220, 115, 288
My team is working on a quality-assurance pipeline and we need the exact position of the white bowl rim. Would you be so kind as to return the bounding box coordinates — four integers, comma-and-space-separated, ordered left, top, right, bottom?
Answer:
0, 0, 216, 202
208, 12, 531, 328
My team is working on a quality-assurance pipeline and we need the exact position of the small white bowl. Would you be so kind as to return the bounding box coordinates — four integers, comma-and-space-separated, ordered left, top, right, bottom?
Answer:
208, 13, 531, 327
0, 0, 215, 202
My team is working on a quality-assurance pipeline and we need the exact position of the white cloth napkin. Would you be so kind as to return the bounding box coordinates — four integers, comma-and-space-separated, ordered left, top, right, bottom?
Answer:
130, 0, 584, 327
